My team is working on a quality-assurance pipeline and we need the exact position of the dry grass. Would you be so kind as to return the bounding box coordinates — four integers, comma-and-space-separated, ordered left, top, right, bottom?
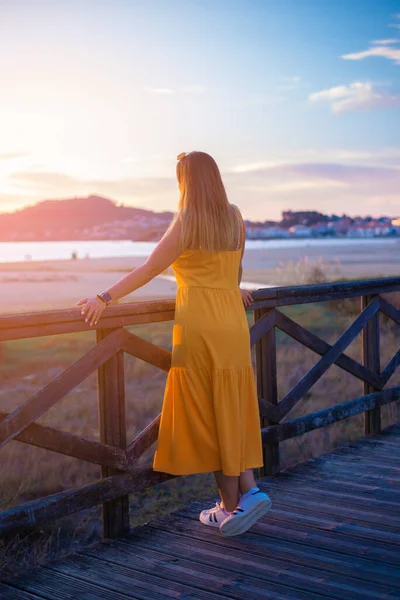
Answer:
0, 258, 399, 578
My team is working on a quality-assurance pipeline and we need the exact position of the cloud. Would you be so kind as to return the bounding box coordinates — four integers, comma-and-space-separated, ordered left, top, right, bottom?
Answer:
3, 150, 400, 220
0, 152, 29, 160
342, 44, 400, 65
309, 81, 400, 113
371, 39, 400, 45
6, 170, 177, 212
145, 85, 206, 95
146, 87, 175, 95
223, 158, 400, 218
277, 75, 302, 92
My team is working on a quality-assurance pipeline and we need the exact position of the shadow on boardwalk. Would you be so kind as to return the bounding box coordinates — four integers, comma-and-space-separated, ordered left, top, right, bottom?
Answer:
1, 422, 399, 600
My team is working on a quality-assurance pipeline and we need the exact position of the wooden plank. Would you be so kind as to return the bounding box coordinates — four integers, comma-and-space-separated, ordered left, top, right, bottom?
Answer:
274, 310, 383, 389
180, 497, 400, 547
0, 466, 175, 537
0, 328, 124, 450
379, 296, 400, 325
278, 296, 380, 419
259, 486, 400, 530
0, 585, 45, 599
115, 523, 400, 593
249, 308, 275, 346
250, 277, 400, 307
362, 295, 381, 436
0, 411, 127, 470
97, 327, 129, 539
258, 475, 400, 514
0, 299, 175, 330
79, 536, 397, 600
0, 310, 175, 342
126, 414, 160, 465
121, 329, 171, 372
154, 509, 400, 567
257, 396, 281, 422
261, 386, 400, 445
53, 549, 292, 600
254, 308, 279, 479
2, 568, 156, 600
381, 348, 400, 385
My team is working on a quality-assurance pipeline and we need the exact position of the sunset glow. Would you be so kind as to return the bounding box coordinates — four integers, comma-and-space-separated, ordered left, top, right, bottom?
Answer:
1, 0, 399, 220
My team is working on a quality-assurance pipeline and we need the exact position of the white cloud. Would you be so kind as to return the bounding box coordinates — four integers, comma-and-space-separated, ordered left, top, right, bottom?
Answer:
0, 152, 29, 160
309, 81, 400, 113
146, 87, 175, 95
281, 76, 301, 83
342, 44, 400, 65
371, 38, 400, 45
278, 75, 302, 92
246, 179, 347, 194
145, 85, 206, 95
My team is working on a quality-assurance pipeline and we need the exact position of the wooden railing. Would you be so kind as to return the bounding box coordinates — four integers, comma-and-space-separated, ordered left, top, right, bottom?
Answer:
0, 277, 399, 540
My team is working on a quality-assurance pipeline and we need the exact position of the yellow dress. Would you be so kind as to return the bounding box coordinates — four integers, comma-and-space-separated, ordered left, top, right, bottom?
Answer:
152, 208, 264, 476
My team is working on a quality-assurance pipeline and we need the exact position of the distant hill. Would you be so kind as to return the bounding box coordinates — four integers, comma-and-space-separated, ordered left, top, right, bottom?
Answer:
0, 195, 175, 241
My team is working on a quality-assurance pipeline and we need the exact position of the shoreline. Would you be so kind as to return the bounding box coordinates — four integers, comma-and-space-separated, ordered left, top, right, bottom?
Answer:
0, 241, 399, 315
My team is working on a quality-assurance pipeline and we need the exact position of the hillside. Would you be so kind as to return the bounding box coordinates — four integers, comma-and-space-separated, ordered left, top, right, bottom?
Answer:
0, 196, 175, 242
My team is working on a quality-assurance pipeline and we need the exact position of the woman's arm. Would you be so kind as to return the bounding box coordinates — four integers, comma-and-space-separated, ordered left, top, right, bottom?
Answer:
77, 218, 182, 325
105, 218, 182, 301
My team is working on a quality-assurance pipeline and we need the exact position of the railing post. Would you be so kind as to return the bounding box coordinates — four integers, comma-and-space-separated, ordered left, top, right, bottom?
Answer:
97, 327, 129, 538
254, 308, 280, 477
361, 294, 381, 435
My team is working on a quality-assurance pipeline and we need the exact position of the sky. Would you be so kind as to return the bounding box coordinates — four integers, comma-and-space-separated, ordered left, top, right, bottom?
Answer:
0, 0, 399, 221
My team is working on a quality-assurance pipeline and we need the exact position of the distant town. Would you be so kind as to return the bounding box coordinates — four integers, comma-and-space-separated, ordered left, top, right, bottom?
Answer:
0, 195, 399, 242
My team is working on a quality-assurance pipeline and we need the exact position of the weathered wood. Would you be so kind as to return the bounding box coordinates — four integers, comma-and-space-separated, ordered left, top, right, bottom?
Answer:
257, 396, 281, 422
0, 465, 175, 537
0, 412, 127, 470
0, 299, 175, 330
379, 296, 400, 325
249, 308, 275, 346
362, 295, 381, 436
126, 414, 161, 465
254, 308, 279, 478
0, 328, 124, 450
250, 276, 400, 307
381, 349, 400, 385
1, 425, 400, 599
274, 309, 383, 389
97, 328, 129, 539
0, 310, 175, 342
121, 329, 171, 372
278, 296, 380, 420
260, 386, 400, 445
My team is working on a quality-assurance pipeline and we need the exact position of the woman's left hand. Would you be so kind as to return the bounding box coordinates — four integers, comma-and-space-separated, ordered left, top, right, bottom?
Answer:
239, 288, 254, 308
76, 296, 107, 326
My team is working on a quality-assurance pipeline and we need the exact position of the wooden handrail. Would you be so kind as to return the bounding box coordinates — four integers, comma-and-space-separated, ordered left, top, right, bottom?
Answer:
0, 276, 399, 539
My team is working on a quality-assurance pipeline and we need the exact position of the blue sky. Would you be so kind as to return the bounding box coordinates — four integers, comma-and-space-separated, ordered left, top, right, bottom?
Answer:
0, 0, 399, 220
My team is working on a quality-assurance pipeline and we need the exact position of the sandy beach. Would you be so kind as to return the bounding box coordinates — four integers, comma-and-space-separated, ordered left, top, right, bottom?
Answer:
0, 239, 399, 314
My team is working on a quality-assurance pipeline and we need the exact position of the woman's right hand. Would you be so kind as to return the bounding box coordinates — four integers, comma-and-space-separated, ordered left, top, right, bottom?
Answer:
239, 288, 253, 308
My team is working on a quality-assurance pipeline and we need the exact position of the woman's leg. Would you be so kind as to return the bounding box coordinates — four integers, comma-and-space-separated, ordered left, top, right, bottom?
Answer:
213, 470, 240, 512
239, 468, 257, 495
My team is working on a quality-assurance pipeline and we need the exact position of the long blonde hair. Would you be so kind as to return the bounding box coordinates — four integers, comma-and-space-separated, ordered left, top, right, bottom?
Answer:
166, 151, 242, 254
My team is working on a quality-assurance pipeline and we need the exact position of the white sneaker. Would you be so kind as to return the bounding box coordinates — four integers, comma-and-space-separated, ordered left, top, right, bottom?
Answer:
199, 501, 231, 528
219, 488, 272, 537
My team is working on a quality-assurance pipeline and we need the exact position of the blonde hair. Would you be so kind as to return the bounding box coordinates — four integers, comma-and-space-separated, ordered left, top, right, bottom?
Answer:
166, 151, 242, 254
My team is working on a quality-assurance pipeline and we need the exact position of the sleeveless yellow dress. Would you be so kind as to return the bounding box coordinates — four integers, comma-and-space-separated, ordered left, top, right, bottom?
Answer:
152, 206, 264, 476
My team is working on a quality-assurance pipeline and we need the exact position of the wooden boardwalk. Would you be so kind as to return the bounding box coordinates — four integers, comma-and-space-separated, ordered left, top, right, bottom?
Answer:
1, 422, 399, 600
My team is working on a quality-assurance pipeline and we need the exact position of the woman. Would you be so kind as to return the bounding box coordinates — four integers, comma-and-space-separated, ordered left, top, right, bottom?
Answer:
77, 151, 272, 537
